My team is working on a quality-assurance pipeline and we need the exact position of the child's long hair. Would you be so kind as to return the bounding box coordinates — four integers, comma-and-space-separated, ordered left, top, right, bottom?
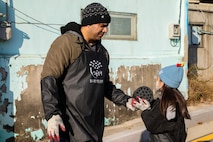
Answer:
159, 84, 191, 119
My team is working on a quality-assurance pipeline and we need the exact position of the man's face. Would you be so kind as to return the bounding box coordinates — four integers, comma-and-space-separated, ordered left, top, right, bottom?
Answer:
88, 23, 109, 41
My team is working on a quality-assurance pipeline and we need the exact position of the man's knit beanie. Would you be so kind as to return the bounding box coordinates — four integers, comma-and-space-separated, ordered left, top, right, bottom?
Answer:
158, 63, 184, 88
81, 3, 111, 26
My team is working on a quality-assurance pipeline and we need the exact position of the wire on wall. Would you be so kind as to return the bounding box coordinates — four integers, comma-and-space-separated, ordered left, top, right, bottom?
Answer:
14, 14, 60, 35
7, 4, 66, 35
13, 7, 60, 31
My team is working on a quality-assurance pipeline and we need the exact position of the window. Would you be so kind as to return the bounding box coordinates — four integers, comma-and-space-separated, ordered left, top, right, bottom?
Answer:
104, 12, 137, 40
188, 24, 204, 48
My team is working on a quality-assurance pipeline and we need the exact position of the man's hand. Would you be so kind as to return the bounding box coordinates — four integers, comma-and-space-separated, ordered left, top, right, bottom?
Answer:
134, 97, 151, 111
126, 98, 138, 111
47, 114, 66, 142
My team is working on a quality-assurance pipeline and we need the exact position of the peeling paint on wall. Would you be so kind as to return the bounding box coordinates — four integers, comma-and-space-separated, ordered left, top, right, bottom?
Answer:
0, 67, 10, 115
104, 64, 161, 126
14, 65, 46, 141
0, 61, 14, 142
0, 67, 7, 80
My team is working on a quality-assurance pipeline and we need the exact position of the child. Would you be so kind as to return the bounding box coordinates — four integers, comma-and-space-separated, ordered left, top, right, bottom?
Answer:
134, 63, 191, 142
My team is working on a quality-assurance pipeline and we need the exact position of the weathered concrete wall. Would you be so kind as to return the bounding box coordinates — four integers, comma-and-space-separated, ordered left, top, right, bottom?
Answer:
0, 57, 46, 141
14, 64, 44, 141
104, 64, 161, 126
188, 3, 213, 81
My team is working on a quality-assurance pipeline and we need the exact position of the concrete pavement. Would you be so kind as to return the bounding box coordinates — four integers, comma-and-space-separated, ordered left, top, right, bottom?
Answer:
103, 103, 213, 142
186, 103, 213, 141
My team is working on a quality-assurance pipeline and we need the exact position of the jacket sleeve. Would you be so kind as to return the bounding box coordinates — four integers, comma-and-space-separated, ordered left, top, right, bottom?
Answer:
103, 53, 130, 106
41, 76, 62, 120
141, 100, 177, 133
104, 78, 130, 106
41, 34, 81, 120
41, 34, 79, 80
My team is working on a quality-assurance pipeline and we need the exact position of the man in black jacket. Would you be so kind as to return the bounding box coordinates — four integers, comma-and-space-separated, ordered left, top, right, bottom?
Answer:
41, 3, 135, 142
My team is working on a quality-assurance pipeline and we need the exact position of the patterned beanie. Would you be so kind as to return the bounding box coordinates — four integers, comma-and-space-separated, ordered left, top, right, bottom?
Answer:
158, 63, 184, 88
81, 3, 111, 26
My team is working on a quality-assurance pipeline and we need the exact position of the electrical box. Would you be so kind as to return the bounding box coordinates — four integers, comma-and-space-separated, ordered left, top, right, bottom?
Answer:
0, 21, 12, 41
169, 24, 180, 39
0, 1, 12, 41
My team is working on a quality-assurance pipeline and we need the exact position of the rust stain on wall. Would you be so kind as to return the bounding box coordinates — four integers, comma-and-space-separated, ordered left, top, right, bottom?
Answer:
14, 65, 46, 141
115, 65, 161, 92
104, 64, 161, 126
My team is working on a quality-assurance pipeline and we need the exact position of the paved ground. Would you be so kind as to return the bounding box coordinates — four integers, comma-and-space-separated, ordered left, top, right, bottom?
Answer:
103, 102, 213, 142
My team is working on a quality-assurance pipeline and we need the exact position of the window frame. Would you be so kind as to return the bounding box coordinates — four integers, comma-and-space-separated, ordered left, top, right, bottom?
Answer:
103, 11, 137, 40
188, 23, 204, 48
